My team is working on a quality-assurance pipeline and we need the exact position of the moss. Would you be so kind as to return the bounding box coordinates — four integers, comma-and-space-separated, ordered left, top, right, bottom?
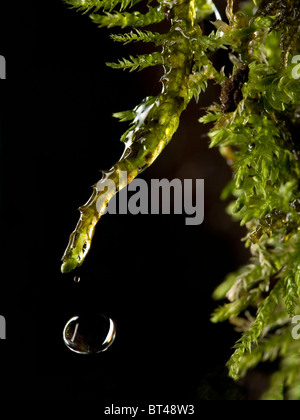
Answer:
61, 0, 300, 399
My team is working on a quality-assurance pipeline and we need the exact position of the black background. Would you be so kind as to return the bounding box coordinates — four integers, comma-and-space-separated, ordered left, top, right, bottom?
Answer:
0, 0, 255, 401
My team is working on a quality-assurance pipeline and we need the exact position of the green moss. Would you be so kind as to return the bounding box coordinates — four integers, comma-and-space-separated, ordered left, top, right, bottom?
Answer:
61, 0, 300, 399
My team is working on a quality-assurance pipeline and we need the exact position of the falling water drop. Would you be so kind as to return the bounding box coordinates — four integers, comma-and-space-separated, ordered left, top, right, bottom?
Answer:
73, 276, 80, 283
63, 313, 116, 354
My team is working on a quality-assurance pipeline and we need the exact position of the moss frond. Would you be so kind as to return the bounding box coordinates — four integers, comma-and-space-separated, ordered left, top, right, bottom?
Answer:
110, 29, 162, 45
64, 0, 143, 13
106, 51, 162, 71
90, 6, 164, 28
61, 0, 300, 399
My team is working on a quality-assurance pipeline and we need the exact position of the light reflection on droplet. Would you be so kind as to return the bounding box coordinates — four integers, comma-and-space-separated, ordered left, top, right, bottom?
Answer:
213, 3, 222, 21
73, 276, 80, 283
63, 313, 116, 354
123, 96, 157, 149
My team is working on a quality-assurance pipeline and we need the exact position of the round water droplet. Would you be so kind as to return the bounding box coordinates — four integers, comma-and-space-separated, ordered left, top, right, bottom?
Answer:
63, 313, 116, 354
73, 276, 80, 283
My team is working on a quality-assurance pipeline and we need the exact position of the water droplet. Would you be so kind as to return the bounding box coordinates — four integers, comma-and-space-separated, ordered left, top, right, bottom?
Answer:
213, 3, 222, 21
123, 96, 157, 149
63, 313, 116, 354
73, 276, 80, 283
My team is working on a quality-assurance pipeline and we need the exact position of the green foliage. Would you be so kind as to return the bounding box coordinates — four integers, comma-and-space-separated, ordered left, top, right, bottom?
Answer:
203, 0, 300, 399
227, 279, 283, 380
62, 0, 300, 399
90, 6, 165, 28
106, 51, 163, 71
61, 0, 219, 274
110, 29, 162, 45
64, 0, 143, 13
